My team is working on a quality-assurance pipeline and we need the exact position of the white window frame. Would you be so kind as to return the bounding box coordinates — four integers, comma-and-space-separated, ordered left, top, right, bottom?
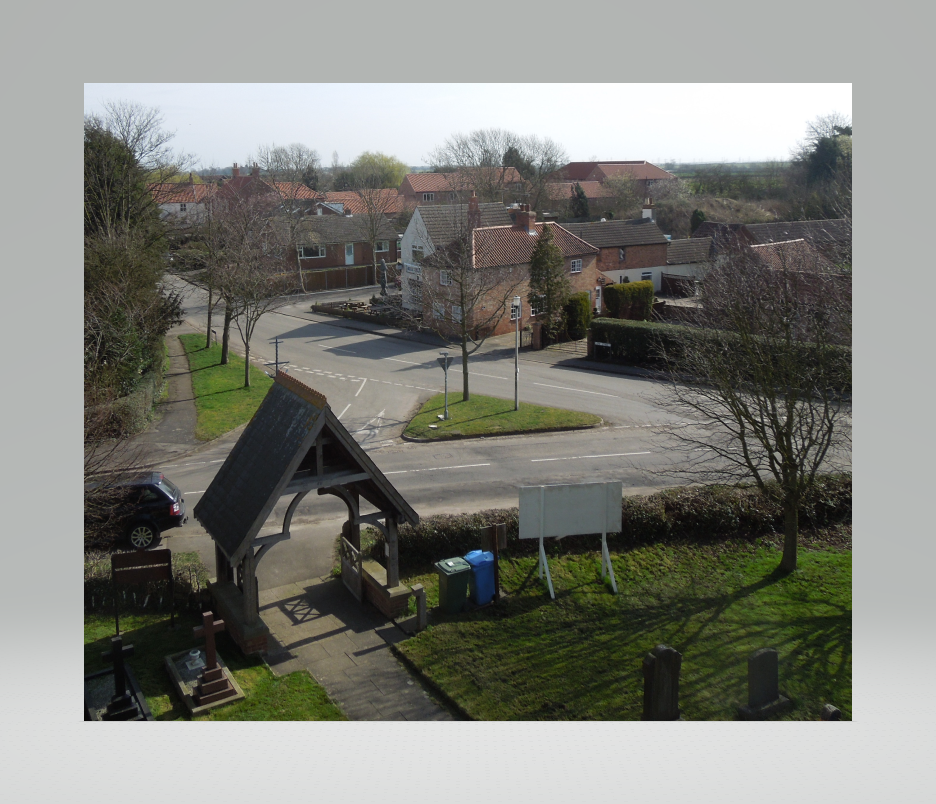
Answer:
571, 259, 583, 273
530, 295, 545, 316
618, 247, 626, 261
422, 192, 435, 202
411, 246, 424, 262
375, 240, 389, 253
433, 302, 445, 320
510, 301, 519, 321
299, 245, 326, 259
179, 203, 187, 212
396, 239, 402, 252
404, 262, 421, 276
439, 270, 452, 286
641, 271, 652, 282
451, 304, 463, 323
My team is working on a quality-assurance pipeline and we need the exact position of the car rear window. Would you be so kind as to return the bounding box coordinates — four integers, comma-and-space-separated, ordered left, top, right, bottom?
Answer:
157, 478, 180, 500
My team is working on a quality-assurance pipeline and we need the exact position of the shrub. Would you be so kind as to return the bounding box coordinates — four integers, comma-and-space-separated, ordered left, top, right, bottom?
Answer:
603, 280, 654, 320
564, 292, 593, 340
366, 476, 851, 573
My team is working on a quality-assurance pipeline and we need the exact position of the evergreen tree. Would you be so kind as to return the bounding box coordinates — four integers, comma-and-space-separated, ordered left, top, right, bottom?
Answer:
528, 224, 571, 343
570, 183, 589, 219
690, 208, 707, 234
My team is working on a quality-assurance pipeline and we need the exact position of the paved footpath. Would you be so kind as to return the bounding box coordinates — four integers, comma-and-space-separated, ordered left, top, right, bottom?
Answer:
133, 321, 458, 720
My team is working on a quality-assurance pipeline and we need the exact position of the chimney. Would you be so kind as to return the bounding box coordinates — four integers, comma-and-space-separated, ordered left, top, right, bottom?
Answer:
514, 203, 536, 235
232, 163, 240, 177
467, 191, 481, 232
642, 197, 655, 221
251, 163, 260, 179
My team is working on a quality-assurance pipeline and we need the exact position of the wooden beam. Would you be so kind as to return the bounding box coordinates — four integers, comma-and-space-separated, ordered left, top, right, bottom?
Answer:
284, 471, 370, 495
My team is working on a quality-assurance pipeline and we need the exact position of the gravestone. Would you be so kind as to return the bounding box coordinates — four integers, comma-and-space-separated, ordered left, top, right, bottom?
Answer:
738, 648, 793, 720
821, 704, 842, 721
641, 644, 683, 720
192, 611, 237, 706
84, 635, 153, 721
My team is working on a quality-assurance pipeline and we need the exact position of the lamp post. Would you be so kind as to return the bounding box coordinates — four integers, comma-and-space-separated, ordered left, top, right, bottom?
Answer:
437, 351, 453, 420
513, 295, 521, 411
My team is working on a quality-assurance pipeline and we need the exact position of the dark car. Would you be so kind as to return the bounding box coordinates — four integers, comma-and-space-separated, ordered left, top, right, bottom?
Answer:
84, 472, 187, 550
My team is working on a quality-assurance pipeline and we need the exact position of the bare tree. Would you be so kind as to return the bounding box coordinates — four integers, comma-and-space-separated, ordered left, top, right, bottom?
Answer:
430, 128, 536, 204
214, 193, 292, 387
653, 241, 852, 572
407, 202, 526, 400
601, 174, 643, 219
348, 160, 401, 280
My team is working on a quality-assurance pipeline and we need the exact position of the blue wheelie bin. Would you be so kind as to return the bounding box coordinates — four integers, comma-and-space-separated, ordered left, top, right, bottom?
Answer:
463, 550, 495, 605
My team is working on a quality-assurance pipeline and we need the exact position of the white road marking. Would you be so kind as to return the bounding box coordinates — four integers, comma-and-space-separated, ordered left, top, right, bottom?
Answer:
533, 382, 618, 398
383, 358, 423, 365
531, 451, 651, 463
355, 378, 367, 397
185, 490, 206, 496
209, 459, 225, 463
183, 461, 206, 466
472, 372, 508, 380
337, 403, 351, 420
384, 462, 491, 475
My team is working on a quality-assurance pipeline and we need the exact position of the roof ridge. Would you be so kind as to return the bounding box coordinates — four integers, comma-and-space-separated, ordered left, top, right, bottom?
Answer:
275, 372, 327, 409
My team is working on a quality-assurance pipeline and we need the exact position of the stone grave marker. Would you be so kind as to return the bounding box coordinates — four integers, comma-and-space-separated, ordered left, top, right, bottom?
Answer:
84, 635, 153, 721
821, 704, 842, 721
641, 644, 683, 720
738, 648, 793, 720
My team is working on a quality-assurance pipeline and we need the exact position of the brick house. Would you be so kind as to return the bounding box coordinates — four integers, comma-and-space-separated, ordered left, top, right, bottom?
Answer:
692, 219, 850, 264
562, 217, 670, 292
551, 160, 677, 197
402, 198, 599, 337
150, 178, 217, 225
295, 215, 400, 271
398, 168, 525, 207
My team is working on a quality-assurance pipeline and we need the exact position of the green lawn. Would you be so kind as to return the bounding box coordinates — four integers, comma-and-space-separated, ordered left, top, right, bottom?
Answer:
396, 540, 851, 720
404, 392, 601, 440
179, 333, 274, 440
84, 610, 347, 721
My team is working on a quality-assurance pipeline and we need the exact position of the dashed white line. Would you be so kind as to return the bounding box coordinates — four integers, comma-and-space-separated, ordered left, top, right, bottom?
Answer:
472, 372, 508, 380
355, 378, 367, 397
533, 382, 618, 398
531, 451, 651, 463
184, 490, 206, 496
384, 462, 491, 475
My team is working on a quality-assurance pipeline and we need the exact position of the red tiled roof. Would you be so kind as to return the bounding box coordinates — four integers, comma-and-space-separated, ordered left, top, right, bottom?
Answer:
589, 162, 676, 182
149, 183, 217, 204
555, 161, 675, 182
403, 167, 524, 195
749, 239, 836, 272
472, 222, 598, 269
323, 190, 404, 216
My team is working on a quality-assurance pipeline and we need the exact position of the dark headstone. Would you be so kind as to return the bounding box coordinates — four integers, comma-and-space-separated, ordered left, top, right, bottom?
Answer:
738, 648, 793, 720
642, 644, 682, 720
91, 635, 153, 721
821, 704, 842, 721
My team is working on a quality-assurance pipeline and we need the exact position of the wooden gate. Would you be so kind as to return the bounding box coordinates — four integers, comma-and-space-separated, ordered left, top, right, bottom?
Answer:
661, 272, 697, 298
340, 536, 363, 601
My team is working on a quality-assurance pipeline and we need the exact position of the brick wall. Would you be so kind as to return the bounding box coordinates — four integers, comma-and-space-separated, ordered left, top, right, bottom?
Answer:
596, 243, 668, 274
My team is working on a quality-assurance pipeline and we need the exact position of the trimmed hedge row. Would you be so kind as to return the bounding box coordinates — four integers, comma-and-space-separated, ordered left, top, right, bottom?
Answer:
603, 280, 654, 320
366, 475, 851, 572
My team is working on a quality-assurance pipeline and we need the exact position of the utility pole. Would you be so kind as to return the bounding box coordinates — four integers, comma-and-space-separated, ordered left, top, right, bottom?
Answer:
512, 295, 521, 411
437, 351, 453, 420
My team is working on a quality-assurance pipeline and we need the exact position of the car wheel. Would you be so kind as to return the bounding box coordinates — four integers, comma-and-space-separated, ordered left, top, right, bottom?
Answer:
127, 521, 160, 550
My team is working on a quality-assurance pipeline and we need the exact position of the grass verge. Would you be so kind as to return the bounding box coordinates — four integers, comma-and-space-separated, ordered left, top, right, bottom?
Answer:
179, 333, 274, 441
404, 392, 601, 440
396, 539, 851, 720
84, 610, 347, 720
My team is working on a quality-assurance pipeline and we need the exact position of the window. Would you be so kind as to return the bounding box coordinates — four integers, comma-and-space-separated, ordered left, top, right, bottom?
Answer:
530, 295, 545, 316
405, 262, 421, 276
439, 270, 452, 286
510, 301, 520, 321
449, 192, 457, 201
451, 304, 463, 323
179, 203, 187, 212
375, 240, 389, 253
571, 259, 582, 273
422, 193, 435, 202
433, 302, 445, 320
641, 271, 652, 282
412, 245, 424, 262
618, 247, 626, 261
396, 239, 402, 252
299, 245, 326, 259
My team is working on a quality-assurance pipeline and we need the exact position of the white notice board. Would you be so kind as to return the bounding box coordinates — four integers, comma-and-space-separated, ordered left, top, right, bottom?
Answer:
519, 481, 623, 539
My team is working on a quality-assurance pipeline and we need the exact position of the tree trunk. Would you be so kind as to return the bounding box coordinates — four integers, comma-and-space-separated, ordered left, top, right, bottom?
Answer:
461, 337, 470, 401
205, 287, 214, 349
779, 494, 799, 572
244, 340, 251, 388
220, 307, 232, 365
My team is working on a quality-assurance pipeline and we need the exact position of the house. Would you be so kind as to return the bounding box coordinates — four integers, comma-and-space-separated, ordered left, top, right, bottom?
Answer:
551, 161, 677, 196
661, 236, 713, 296
149, 179, 216, 225
542, 181, 614, 215
318, 190, 406, 219
562, 217, 670, 291
295, 215, 400, 271
217, 162, 323, 214
398, 167, 525, 207
401, 199, 511, 311
402, 197, 600, 337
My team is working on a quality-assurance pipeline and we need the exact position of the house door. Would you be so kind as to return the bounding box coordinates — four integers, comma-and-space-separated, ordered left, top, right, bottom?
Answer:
345, 243, 355, 266
594, 285, 602, 314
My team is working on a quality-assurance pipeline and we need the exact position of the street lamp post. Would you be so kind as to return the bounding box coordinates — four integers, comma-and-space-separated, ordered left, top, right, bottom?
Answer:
437, 351, 453, 420
513, 296, 521, 411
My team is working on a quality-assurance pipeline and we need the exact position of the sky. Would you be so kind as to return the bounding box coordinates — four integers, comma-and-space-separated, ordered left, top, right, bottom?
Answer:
83, 83, 851, 171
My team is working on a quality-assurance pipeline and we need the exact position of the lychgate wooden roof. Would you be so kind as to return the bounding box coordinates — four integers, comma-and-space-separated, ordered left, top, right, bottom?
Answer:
194, 373, 418, 563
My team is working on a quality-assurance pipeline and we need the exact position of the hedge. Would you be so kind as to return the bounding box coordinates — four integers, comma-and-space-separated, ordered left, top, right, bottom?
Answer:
603, 280, 654, 320
564, 292, 593, 340
365, 475, 851, 573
